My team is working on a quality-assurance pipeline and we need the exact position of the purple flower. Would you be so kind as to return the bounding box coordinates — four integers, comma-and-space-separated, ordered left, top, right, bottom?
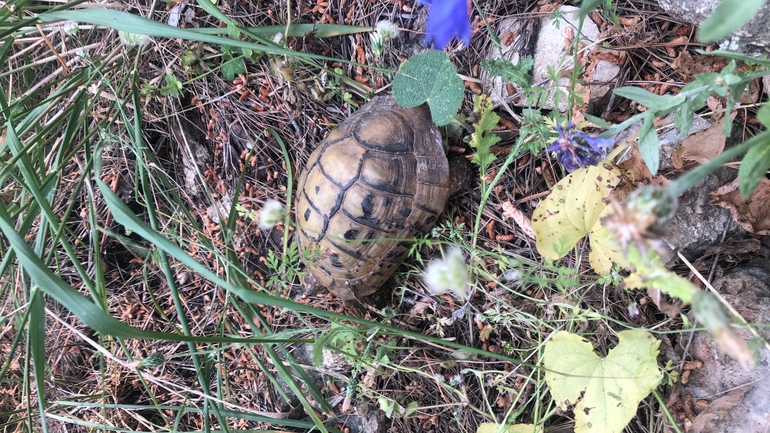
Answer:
547, 123, 614, 172
422, 0, 472, 49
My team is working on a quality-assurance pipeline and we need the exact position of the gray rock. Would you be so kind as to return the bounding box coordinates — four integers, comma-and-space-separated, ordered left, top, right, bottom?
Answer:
678, 261, 770, 432
664, 167, 744, 260
658, 0, 770, 56
486, 6, 620, 112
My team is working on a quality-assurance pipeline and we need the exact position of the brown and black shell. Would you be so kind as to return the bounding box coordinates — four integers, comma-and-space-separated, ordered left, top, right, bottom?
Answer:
295, 96, 450, 300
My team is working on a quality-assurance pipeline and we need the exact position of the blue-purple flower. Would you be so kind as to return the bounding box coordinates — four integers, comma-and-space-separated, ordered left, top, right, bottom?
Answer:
422, 0, 472, 49
547, 123, 614, 172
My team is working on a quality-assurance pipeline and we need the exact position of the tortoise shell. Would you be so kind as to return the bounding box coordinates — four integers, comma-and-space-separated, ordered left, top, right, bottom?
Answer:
295, 96, 450, 300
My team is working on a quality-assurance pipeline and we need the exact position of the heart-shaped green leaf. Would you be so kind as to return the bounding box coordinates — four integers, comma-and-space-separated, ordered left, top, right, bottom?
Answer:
392, 50, 464, 126
544, 330, 662, 433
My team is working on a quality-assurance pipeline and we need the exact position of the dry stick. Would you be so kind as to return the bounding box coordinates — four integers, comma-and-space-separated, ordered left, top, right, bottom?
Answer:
36, 24, 70, 74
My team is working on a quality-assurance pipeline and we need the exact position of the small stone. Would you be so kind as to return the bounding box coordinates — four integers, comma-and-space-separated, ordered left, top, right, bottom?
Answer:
485, 6, 621, 113
658, 0, 770, 56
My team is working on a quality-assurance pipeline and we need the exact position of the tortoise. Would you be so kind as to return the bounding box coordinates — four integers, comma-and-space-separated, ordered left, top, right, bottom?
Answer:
294, 95, 455, 300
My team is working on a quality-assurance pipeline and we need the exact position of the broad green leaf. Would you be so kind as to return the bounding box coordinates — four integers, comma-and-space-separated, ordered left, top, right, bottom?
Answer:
221, 55, 247, 80
477, 422, 542, 433
532, 165, 625, 273
544, 331, 662, 433
737, 134, 770, 198
392, 50, 464, 126
697, 0, 767, 43
613, 87, 685, 112
638, 114, 659, 175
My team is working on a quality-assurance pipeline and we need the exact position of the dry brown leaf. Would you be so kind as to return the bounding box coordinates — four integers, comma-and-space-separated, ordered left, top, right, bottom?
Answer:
710, 178, 770, 235
617, 145, 654, 183
502, 201, 535, 240
672, 117, 726, 169
689, 389, 745, 433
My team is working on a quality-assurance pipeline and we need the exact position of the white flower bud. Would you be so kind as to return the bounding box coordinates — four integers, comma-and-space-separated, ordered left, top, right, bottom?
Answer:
424, 247, 469, 300
258, 199, 285, 229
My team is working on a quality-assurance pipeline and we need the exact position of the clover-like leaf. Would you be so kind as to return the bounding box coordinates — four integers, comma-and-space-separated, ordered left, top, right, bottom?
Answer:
544, 330, 662, 433
393, 50, 464, 126
532, 165, 626, 273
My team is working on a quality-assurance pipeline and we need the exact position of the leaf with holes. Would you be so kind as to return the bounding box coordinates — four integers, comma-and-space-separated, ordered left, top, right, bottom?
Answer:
544, 330, 662, 433
532, 165, 626, 273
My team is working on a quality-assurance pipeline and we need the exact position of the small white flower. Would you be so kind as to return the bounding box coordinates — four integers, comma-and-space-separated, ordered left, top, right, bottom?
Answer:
62, 21, 79, 37
119, 31, 150, 48
258, 199, 285, 229
375, 20, 399, 39
424, 247, 469, 299
370, 20, 399, 58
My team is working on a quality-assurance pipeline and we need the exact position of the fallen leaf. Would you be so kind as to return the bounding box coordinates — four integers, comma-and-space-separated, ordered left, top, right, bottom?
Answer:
672, 117, 726, 169
543, 330, 662, 433
477, 423, 542, 433
531, 165, 628, 273
689, 389, 745, 433
502, 201, 536, 239
701, 238, 761, 258
710, 177, 770, 235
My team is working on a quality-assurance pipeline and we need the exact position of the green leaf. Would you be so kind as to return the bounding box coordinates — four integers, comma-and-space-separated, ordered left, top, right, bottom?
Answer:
469, 94, 502, 168
613, 87, 686, 112
392, 50, 464, 126
757, 103, 770, 128
482, 56, 534, 88
638, 114, 659, 175
697, 0, 767, 43
624, 266, 696, 304
544, 330, 662, 433
532, 165, 627, 273
221, 56, 246, 81
738, 135, 770, 197
477, 423, 543, 433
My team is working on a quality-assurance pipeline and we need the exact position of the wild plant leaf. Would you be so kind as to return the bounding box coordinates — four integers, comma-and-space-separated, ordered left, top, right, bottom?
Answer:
697, 0, 766, 43
544, 330, 662, 433
392, 50, 464, 126
532, 165, 626, 273
624, 266, 695, 304
738, 134, 770, 198
477, 423, 542, 433
482, 56, 534, 88
469, 94, 501, 168
588, 209, 627, 274
638, 114, 659, 175
613, 87, 686, 112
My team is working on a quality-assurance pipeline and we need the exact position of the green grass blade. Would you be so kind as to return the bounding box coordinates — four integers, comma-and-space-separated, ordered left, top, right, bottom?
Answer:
191, 23, 370, 38
28, 289, 49, 433
38, 9, 351, 64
